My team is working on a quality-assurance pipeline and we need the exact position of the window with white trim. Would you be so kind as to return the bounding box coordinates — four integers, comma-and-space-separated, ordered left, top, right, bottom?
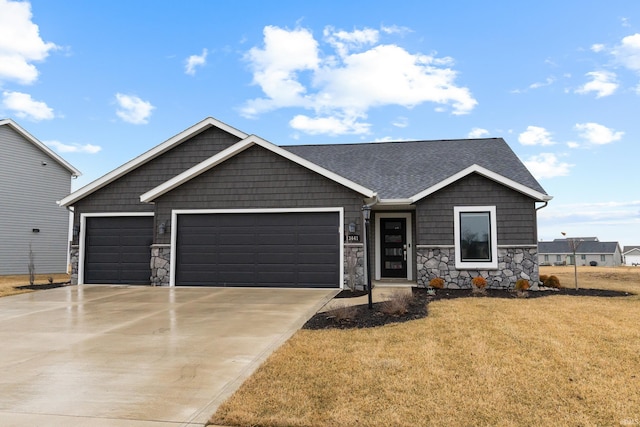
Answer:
454, 206, 498, 269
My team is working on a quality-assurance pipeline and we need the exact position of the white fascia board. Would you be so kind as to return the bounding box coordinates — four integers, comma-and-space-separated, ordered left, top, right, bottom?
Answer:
59, 117, 248, 207
253, 137, 376, 198
623, 248, 640, 255
140, 138, 255, 202
1, 118, 82, 177
141, 135, 376, 203
409, 164, 552, 203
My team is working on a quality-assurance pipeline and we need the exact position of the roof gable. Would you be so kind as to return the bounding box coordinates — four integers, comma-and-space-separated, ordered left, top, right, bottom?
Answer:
140, 135, 377, 203
408, 164, 550, 202
623, 246, 640, 255
59, 117, 247, 207
0, 119, 81, 177
284, 137, 549, 201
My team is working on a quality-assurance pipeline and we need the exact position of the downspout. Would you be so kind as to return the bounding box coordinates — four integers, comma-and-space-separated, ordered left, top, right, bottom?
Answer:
535, 201, 548, 211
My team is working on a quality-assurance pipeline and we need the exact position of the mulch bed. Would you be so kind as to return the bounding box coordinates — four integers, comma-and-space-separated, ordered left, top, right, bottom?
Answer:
14, 282, 70, 290
303, 287, 634, 330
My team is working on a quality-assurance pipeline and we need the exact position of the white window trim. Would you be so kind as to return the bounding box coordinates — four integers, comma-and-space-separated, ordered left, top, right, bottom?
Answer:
454, 206, 498, 270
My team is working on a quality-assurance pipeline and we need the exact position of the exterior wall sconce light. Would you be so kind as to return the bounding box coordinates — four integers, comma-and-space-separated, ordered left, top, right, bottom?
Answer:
348, 222, 356, 233
158, 221, 169, 235
361, 205, 373, 309
73, 224, 80, 237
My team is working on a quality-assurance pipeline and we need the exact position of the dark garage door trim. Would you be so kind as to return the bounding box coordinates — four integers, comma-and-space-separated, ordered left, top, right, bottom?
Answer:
169, 208, 344, 288
79, 212, 154, 285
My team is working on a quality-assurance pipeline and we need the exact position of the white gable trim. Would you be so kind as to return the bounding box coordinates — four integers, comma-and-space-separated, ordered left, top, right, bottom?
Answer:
409, 164, 552, 203
623, 247, 640, 256
59, 117, 248, 207
0, 118, 81, 177
140, 134, 376, 203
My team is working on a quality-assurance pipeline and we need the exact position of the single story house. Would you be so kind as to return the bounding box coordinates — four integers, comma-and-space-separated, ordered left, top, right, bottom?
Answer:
0, 119, 81, 275
538, 238, 623, 267
59, 117, 551, 289
623, 246, 640, 266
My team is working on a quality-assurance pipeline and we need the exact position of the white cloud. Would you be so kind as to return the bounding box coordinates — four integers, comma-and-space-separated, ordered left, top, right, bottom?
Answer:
591, 44, 605, 53
289, 113, 370, 136
567, 141, 580, 148
518, 126, 555, 146
611, 33, 640, 73
185, 48, 208, 75
467, 127, 489, 138
392, 116, 409, 128
115, 93, 154, 124
241, 25, 477, 136
575, 71, 618, 98
44, 140, 101, 154
575, 122, 624, 144
523, 153, 573, 179
2, 90, 54, 120
0, 0, 58, 85
529, 77, 555, 89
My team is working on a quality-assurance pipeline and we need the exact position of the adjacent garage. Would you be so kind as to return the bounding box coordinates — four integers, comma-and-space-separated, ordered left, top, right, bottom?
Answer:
174, 211, 341, 288
82, 215, 154, 284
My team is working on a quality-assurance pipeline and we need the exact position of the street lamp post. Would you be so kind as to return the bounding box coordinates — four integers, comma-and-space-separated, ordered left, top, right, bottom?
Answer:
362, 205, 373, 309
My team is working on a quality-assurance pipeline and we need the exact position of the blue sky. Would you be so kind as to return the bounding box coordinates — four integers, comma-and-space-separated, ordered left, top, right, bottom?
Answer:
2, 0, 639, 247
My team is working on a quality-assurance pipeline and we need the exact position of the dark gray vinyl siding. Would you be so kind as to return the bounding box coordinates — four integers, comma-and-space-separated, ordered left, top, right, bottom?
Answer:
154, 145, 365, 243
72, 126, 242, 242
416, 173, 538, 245
0, 126, 73, 274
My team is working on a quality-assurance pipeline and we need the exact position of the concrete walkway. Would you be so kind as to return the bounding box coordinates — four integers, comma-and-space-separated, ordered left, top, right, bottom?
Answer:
0, 285, 337, 426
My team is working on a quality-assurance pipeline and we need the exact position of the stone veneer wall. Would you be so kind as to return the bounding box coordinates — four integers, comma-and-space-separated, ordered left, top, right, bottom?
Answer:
150, 244, 171, 286
344, 243, 365, 290
416, 246, 539, 289
149, 244, 360, 288
70, 245, 79, 285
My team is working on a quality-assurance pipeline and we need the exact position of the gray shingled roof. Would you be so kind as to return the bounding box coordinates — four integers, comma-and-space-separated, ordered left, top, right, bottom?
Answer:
623, 246, 640, 253
282, 138, 546, 199
539, 240, 620, 254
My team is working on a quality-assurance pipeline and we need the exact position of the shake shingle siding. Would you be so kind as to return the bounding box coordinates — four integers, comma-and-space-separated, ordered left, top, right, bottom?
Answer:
153, 145, 364, 243
0, 126, 72, 274
416, 173, 537, 246
72, 126, 242, 240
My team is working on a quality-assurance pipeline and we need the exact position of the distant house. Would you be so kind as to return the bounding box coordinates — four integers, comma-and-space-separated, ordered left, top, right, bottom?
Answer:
623, 246, 640, 266
538, 238, 623, 267
59, 116, 551, 289
0, 119, 81, 275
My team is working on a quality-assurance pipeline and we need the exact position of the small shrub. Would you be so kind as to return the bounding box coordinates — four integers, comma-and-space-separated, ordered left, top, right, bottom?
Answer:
381, 291, 413, 316
471, 276, 487, 288
539, 274, 549, 283
429, 277, 445, 289
544, 275, 561, 288
515, 279, 530, 291
330, 304, 359, 322
47, 276, 54, 285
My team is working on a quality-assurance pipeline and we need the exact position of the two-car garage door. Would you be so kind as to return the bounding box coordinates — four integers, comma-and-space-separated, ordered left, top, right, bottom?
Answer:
82, 211, 341, 288
175, 212, 340, 288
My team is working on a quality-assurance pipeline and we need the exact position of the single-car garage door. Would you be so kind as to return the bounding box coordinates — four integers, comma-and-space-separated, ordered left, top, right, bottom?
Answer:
175, 211, 340, 288
83, 216, 154, 284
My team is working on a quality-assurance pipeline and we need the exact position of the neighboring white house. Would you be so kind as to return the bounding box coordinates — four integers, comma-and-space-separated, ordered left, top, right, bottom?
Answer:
623, 246, 640, 266
0, 119, 81, 275
538, 237, 623, 267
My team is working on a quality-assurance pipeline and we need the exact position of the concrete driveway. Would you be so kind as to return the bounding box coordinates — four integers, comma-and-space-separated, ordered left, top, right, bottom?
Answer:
0, 285, 337, 426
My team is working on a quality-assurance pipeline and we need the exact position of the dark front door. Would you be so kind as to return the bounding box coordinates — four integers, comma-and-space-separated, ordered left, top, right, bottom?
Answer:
380, 218, 407, 278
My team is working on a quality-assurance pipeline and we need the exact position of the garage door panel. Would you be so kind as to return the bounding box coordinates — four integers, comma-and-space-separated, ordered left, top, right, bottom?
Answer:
84, 216, 153, 285
176, 212, 339, 288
